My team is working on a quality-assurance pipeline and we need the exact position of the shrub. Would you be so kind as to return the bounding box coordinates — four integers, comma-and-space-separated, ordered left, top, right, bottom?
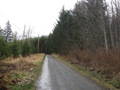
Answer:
0, 37, 10, 60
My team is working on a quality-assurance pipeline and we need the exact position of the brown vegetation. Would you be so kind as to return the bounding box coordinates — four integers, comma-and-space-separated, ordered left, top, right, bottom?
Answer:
0, 53, 44, 90
59, 49, 120, 82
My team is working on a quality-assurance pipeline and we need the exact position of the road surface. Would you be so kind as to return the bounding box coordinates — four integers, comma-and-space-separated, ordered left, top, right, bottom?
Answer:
36, 55, 107, 90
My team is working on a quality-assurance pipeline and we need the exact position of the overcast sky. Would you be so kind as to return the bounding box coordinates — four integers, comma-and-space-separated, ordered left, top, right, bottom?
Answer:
0, 0, 111, 37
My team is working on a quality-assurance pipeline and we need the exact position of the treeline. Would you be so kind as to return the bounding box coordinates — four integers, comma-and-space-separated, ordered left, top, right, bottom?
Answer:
46, 0, 120, 54
45, 0, 120, 81
0, 21, 47, 60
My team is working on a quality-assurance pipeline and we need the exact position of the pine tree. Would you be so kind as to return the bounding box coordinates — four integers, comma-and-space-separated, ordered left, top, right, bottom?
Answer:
0, 37, 9, 60
4, 21, 13, 42
22, 41, 30, 57
0, 27, 3, 37
11, 39, 19, 57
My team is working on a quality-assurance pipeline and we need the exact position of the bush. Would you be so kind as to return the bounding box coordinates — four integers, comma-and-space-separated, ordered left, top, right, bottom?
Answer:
11, 40, 19, 58
22, 41, 30, 57
0, 37, 10, 60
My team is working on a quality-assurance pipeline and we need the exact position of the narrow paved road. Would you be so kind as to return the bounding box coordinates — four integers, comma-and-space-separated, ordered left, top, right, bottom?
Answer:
36, 55, 107, 90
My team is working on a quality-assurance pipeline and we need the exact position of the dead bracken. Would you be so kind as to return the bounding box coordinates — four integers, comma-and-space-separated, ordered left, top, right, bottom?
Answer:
0, 53, 44, 90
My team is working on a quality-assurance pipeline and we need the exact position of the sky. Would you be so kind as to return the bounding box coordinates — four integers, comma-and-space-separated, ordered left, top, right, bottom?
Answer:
0, 0, 111, 37
0, 0, 78, 37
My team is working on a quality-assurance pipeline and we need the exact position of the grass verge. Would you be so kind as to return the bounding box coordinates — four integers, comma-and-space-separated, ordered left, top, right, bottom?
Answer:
0, 53, 45, 90
52, 54, 120, 90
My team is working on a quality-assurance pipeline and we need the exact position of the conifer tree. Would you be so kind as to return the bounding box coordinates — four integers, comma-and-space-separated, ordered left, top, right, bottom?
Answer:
4, 21, 13, 42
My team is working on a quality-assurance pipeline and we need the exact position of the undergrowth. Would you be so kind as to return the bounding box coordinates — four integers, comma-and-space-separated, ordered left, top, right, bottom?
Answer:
0, 53, 45, 90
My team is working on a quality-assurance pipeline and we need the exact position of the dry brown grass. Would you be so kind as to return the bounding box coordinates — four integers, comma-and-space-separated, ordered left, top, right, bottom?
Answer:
59, 49, 120, 81
0, 53, 45, 90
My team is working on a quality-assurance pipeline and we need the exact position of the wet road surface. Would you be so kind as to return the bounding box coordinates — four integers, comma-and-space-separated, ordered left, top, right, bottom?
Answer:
36, 55, 107, 90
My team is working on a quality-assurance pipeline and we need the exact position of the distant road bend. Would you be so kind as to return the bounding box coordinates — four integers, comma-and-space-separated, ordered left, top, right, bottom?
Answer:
36, 55, 107, 90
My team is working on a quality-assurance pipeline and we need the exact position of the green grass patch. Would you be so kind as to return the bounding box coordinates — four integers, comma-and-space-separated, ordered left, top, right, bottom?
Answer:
11, 82, 34, 90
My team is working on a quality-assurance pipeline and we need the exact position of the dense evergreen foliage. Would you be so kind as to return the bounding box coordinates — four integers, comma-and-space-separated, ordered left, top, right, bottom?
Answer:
0, 37, 9, 59
0, 21, 47, 60
45, 0, 120, 54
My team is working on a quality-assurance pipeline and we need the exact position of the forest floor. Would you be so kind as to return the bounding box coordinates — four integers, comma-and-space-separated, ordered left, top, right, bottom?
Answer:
0, 53, 45, 90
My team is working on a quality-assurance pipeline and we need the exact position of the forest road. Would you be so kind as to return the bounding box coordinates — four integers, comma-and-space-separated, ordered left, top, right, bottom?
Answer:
36, 55, 107, 90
